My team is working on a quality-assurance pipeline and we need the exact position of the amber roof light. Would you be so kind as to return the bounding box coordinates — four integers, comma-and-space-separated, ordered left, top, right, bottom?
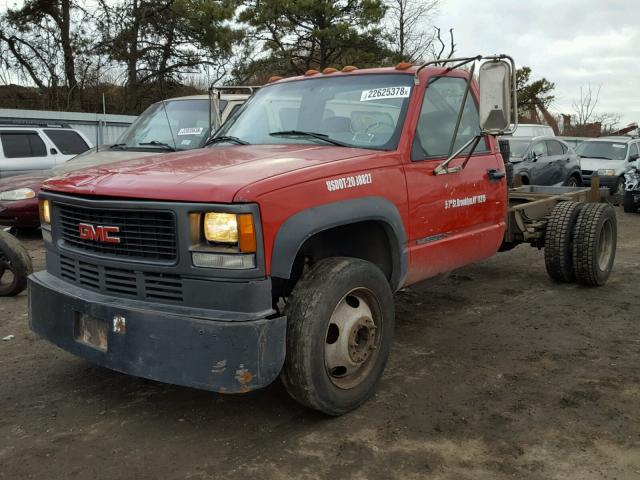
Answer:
267, 75, 283, 83
304, 69, 319, 76
342, 65, 358, 72
395, 62, 413, 70
322, 67, 338, 74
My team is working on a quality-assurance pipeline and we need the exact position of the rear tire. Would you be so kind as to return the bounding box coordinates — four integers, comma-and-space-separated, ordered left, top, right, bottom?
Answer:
545, 201, 583, 282
281, 257, 394, 416
623, 191, 637, 213
0, 230, 33, 296
572, 203, 617, 286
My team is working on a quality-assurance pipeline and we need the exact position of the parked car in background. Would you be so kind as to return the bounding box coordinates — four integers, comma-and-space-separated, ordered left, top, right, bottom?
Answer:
0, 125, 92, 178
0, 92, 251, 228
502, 136, 582, 186
512, 123, 555, 137
575, 136, 640, 196
557, 136, 588, 149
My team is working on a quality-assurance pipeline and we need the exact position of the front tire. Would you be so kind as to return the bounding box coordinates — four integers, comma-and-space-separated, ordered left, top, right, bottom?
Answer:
281, 257, 395, 416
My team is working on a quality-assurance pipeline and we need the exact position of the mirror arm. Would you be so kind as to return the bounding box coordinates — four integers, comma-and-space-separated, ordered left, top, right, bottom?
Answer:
434, 135, 482, 175
447, 61, 476, 157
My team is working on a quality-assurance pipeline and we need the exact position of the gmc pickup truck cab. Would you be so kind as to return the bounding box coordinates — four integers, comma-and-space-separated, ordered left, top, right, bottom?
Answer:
29, 56, 617, 415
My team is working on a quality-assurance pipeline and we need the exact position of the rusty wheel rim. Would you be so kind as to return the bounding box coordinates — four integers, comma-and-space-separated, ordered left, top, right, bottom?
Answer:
324, 288, 382, 390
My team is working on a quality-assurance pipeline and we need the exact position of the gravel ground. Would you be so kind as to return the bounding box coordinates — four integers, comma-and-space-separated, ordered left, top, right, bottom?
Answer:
1, 211, 639, 480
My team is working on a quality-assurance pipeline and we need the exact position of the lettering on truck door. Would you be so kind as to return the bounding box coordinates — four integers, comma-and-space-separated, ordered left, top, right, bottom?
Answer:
403, 76, 506, 284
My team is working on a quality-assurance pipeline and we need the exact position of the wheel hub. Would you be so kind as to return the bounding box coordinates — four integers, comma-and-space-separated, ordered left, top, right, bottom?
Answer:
324, 290, 381, 389
348, 317, 376, 363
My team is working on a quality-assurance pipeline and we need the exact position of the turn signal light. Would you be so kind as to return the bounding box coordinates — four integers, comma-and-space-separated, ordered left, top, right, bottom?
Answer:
39, 199, 51, 224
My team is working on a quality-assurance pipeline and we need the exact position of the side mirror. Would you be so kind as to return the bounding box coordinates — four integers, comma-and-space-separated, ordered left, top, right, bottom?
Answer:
629, 153, 639, 161
50, 148, 58, 155
479, 60, 513, 135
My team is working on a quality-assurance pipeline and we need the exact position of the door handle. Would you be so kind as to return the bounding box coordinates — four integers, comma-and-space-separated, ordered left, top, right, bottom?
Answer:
487, 169, 506, 181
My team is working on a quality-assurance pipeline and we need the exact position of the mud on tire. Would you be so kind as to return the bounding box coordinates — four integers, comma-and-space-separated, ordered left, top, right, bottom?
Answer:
572, 203, 617, 286
281, 257, 394, 416
544, 201, 583, 283
0, 230, 33, 296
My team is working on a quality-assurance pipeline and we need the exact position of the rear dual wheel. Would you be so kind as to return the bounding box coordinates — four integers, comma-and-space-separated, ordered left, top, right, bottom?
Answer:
281, 257, 394, 416
544, 201, 617, 286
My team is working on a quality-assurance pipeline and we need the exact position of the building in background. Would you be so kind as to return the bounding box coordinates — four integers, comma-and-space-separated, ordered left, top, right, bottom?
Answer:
0, 109, 137, 145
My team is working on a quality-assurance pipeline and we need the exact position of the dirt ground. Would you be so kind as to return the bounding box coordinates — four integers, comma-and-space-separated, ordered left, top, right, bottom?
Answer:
1, 212, 639, 480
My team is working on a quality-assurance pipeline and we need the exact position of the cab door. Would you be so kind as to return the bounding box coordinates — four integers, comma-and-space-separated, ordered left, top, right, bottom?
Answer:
403, 76, 507, 285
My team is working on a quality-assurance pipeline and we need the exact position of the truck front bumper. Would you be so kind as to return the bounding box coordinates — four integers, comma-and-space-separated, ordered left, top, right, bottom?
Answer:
28, 271, 286, 393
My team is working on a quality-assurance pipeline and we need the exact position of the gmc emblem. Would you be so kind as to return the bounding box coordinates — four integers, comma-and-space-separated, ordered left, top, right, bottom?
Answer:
78, 223, 121, 244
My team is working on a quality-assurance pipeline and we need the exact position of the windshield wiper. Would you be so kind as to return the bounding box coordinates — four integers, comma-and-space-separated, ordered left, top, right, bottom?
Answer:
110, 143, 127, 150
205, 135, 249, 146
269, 130, 350, 147
579, 155, 612, 160
139, 140, 176, 151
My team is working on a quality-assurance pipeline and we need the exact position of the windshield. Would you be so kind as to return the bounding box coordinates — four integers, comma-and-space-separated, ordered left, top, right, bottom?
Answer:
214, 74, 414, 150
507, 139, 531, 158
116, 98, 225, 151
575, 141, 628, 160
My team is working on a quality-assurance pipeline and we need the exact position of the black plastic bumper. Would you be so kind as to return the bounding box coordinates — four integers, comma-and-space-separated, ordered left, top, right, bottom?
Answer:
28, 271, 286, 393
583, 175, 618, 188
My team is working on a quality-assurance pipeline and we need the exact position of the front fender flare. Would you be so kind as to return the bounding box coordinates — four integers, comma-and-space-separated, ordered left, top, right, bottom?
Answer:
270, 196, 408, 290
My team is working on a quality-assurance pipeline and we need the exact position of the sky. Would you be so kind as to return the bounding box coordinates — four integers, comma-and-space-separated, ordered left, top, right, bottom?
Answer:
1, 0, 638, 126
435, 0, 640, 127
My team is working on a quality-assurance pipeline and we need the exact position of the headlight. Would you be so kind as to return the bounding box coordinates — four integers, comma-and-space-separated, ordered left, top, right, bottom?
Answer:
203, 212, 256, 252
0, 188, 36, 201
39, 199, 51, 224
597, 169, 616, 176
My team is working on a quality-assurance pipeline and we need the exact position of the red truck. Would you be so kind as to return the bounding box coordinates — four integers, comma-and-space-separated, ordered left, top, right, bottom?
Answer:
29, 55, 617, 415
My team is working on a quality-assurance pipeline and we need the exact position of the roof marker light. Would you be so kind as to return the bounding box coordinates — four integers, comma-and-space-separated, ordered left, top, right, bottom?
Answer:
322, 67, 338, 74
395, 62, 413, 70
304, 69, 319, 76
267, 75, 283, 83
342, 66, 358, 72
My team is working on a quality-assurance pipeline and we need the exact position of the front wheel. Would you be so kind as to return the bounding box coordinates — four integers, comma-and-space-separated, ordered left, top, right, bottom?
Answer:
281, 257, 395, 415
565, 176, 579, 187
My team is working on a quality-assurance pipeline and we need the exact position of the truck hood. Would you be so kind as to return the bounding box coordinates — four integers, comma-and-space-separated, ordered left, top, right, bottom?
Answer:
52, 148, 158, 175
42, 144, 374, 202
0, 149, 160, 194
580, 157, 626, 173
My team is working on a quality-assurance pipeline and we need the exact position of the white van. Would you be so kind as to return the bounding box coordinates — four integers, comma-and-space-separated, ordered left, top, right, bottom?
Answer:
0, 125, 92, 178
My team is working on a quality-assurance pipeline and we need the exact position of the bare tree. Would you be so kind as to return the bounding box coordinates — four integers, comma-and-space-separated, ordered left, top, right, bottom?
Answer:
570, 83, 621, 135
385, 0, 439, 62
429, 26, 456, 64
573, 83, 601, 126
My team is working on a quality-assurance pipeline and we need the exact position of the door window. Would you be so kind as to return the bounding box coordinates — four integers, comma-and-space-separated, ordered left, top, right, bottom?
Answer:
630, 143, 640, 157
0, 132, 47, 158
546, 140, 564, 156
411, 76, 487, 160
44, 129, 89, 155
531, 141, 547, 158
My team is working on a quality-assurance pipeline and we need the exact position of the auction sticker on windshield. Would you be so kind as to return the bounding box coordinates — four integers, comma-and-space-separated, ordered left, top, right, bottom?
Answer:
360, 86, 411, 102
178, 127, 204, 136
